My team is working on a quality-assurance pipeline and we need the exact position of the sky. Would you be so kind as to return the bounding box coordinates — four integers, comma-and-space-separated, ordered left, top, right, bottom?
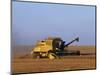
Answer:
12, 1, 96, 46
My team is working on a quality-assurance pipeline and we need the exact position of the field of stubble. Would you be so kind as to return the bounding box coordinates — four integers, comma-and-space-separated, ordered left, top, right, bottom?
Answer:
11, 46, 96, 74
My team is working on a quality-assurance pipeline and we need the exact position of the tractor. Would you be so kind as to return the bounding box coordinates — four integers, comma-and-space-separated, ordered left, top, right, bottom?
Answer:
31, 37, 80, 59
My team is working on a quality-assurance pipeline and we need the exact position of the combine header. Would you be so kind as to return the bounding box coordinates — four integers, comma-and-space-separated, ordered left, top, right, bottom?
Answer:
31, 37, 80, 59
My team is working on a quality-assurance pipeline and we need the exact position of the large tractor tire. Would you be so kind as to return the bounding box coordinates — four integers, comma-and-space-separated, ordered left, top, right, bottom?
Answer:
48, 53, 59, 59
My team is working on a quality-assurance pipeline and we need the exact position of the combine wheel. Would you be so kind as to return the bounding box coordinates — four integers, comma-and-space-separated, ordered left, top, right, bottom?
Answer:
48, 53, 59, 59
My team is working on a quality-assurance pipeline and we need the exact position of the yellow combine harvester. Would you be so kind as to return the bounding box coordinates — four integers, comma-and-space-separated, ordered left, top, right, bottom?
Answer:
31, 37, 80, 59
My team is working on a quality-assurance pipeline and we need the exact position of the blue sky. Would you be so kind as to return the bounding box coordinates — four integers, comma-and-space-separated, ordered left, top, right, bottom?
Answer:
12, 1, 96, 46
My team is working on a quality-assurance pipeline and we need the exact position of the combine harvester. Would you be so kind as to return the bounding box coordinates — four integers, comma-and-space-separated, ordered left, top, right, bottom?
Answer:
31, 37, 80, 59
